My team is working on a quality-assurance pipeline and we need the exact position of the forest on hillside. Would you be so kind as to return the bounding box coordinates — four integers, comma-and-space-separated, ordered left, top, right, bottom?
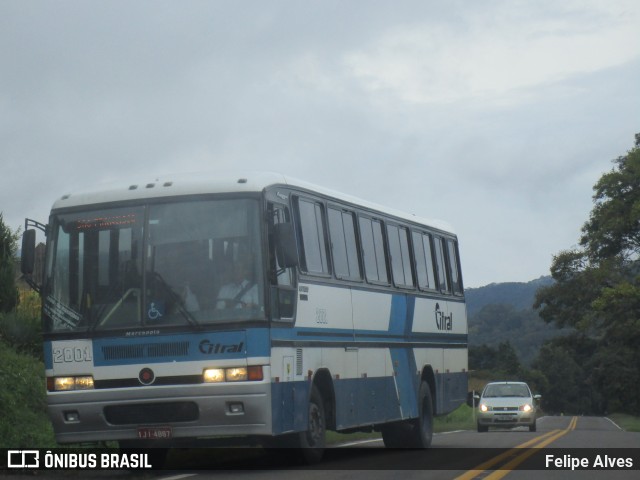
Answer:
465, 277, 566, 366
468, 134, 640, 415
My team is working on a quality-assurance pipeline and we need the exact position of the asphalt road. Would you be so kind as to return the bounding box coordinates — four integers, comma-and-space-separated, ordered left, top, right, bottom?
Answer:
155, 416, 640, 480
4, 416, 639, 479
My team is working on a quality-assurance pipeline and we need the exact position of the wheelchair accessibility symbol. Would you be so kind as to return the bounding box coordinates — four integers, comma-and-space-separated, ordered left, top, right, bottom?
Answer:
147, 302, 164, 321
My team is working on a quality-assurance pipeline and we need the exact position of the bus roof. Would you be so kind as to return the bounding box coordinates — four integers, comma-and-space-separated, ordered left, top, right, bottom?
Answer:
51, 171, 456, 234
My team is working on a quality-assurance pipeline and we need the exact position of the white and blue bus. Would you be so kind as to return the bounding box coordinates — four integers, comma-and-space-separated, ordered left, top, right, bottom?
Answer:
21, 172, 467, 461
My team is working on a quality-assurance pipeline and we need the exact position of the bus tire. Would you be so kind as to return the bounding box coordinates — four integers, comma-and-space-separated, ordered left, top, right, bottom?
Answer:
381, 422, 411, 448
297, 385, 326, 464
407, 381, 434, 448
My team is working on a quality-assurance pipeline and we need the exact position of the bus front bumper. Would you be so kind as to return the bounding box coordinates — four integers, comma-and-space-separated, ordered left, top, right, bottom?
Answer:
47, 381, 273, 444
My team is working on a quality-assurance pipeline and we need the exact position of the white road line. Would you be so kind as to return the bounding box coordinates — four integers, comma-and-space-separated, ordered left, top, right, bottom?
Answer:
336, 438, 384, 447
336, 431, 454, 447
605, 416, 624, 431
159, 474, 197, 480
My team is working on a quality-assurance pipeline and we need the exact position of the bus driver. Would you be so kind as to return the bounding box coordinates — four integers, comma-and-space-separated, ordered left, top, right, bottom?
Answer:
216, 259, 258, 309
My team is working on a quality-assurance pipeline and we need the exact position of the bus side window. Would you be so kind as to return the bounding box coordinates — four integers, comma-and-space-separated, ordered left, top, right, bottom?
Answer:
328, 207, 361, 281
433, 237, 451, 293
412, 231, 436, 291
358, 216, 389, 285
447, 239, 464, 295
295, 197, 330, 276
387, 224, 414, 288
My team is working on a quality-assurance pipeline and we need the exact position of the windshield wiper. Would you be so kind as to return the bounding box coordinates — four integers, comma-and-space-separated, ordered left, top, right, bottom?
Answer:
149, 272, 200, 329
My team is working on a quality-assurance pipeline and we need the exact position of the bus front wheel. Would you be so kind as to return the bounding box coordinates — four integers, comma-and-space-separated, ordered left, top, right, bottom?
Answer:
297, 385, 326, 463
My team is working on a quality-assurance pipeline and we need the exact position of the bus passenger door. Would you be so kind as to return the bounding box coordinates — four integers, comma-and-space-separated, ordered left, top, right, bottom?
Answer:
268, 202, 298, 434
268, 203, 297, 322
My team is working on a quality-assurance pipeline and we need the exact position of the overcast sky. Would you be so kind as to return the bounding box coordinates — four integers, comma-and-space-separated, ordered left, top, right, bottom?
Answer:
2, 0, 639, 288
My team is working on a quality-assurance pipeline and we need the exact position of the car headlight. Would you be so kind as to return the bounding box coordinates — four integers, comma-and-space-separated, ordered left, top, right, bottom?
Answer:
480, 403, 490, 412
520, 404, 533, 412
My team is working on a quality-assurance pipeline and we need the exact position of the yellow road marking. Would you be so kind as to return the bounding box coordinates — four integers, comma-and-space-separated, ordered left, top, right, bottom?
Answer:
455, 416, 578, 480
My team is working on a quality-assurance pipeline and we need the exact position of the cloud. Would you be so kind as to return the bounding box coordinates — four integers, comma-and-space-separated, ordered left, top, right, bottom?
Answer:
1, 0, 639, 287
343, 0, 640, 106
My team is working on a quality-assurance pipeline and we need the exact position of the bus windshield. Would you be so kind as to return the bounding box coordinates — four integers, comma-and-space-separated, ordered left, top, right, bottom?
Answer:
43, 198, 265, 333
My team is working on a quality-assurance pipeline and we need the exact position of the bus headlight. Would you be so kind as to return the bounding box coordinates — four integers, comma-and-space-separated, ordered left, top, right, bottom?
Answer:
49, 376, 94, 391
225, 367, 248, 382
203, 368, 225, 383
203, 366, 263, 383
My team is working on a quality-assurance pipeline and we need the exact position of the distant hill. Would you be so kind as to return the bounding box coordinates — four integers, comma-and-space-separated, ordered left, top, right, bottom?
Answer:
465, 276, 566, 366
465, 276, 554, 316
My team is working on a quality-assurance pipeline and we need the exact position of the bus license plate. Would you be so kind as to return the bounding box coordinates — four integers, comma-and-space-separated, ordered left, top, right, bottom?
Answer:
137, 427, 172, 440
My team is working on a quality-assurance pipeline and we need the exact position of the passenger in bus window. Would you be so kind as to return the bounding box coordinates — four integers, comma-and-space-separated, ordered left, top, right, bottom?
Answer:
216, 259, 258, 309
182, 284, 200, 312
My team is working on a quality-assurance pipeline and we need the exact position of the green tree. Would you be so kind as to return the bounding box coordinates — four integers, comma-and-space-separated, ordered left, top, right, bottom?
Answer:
532, 337, 594, 414
534, 134, 640, 415
469, 344, 497, 370
469, 341, 521, 375
581, 132, 640, 261
0, 213, 20, 313
496, 341, 521, 375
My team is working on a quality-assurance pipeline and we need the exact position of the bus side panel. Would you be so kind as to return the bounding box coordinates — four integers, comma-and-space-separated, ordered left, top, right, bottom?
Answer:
352, 291, 417, 423
270, 379, 310, 435
355, 347, 401, 424
413, 296, 468, 415
442, 350, 468, 414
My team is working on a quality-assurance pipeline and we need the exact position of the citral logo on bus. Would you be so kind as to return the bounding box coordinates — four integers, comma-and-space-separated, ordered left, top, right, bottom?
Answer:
198, 339, 245, 355
435, 303, 453, 331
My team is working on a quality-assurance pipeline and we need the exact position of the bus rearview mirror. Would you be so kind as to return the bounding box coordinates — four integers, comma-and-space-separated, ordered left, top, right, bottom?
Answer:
21, 229, 36, 275
274, 223, 299, 269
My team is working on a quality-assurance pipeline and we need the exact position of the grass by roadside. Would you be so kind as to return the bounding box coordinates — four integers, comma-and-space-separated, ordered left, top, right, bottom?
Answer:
608, 413, 640, 432
326, 403, 476, 445
434, 404, 475, 432
0, 339, 56, 448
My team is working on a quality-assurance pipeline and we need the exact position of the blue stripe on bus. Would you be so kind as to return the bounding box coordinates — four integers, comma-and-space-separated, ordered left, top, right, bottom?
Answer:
89, 329, 270, 367
44, 342, 53, 369
387, 293, 416, 335
388, 294, 419, 418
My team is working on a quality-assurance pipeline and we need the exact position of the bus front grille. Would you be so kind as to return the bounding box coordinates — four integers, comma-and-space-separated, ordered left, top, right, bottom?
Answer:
104, 402, 199, 425
101, 342, 189, 361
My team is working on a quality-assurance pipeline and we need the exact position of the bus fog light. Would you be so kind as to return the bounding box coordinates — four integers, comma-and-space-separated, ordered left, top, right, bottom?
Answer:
64, 411, 80, 422
228, 403, 244, 414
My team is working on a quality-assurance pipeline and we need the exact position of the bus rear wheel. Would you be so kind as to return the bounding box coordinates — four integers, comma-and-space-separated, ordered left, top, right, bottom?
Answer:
407, 381, 434, 448
382, 381, 434, 448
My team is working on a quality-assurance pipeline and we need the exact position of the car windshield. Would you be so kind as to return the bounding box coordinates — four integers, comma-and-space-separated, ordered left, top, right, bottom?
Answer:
43, 198, 265, 333
483, 384, 530, 398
